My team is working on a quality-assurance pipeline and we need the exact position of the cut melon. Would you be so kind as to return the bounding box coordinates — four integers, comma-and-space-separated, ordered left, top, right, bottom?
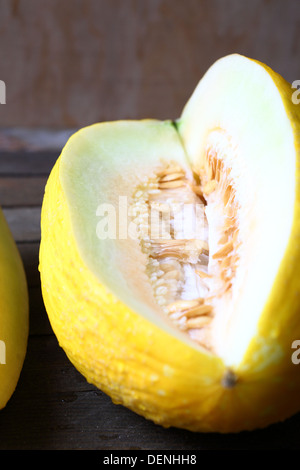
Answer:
39, 54, 300, 432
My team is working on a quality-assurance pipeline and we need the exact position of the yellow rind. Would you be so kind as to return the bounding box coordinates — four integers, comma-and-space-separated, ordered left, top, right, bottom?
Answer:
238, 59, 300, 415
0, 209, 29, 409
40, 130, 300, 432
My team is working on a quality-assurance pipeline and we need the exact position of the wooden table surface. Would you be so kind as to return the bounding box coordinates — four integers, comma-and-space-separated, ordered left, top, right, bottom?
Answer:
0, 150, 299, 450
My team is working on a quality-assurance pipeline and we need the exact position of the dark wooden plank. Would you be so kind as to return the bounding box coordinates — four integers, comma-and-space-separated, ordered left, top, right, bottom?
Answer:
17, 242, 40, 287
3, 207, 41, 242
28, 286, 53, 336
0, 128, 74, 153
0, 151, 58, 176
16, 240, 54, 335
0, 176, 47, 207
16, 243, 53, 335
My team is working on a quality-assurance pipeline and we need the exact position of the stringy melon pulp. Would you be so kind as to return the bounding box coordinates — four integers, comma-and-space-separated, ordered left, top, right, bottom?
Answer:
129, 146, 240, 355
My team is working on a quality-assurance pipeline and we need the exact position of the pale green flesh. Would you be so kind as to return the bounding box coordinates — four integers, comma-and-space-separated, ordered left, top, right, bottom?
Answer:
178, 54, 295, 365
60, 54, 296, 366
59, 119, 202, 350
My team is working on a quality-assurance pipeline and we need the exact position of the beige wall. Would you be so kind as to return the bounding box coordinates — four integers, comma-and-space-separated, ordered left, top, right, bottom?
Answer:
0, 0, 299, 129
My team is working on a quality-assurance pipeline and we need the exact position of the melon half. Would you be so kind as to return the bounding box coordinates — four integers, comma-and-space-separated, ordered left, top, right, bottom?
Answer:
39, 54, 300, 433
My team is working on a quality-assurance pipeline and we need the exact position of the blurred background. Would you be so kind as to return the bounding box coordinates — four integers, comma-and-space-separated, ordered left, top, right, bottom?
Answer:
0, 0, 299, 148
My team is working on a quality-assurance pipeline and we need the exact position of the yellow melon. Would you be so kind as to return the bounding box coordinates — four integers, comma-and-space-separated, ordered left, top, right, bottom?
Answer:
0, 209, 28, 409
39, 54, 300, 432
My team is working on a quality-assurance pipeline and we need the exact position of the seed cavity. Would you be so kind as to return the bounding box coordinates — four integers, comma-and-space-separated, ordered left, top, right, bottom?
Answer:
129, 151, 241, 351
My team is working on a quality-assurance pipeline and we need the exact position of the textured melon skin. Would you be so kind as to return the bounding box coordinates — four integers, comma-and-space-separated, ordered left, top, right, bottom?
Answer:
39, 56, 300, 433
0, 209, 29, 409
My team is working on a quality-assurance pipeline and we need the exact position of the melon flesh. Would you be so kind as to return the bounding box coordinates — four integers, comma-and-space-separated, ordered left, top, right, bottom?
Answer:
59, 120, 200, 347
178, 54, 296, 365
